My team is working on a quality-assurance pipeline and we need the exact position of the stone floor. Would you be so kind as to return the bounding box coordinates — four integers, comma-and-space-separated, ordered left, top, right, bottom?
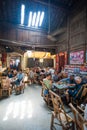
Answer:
0, 84, 64, 130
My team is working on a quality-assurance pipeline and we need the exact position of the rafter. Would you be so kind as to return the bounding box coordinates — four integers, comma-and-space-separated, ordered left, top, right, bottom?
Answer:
32, 0, 69, 11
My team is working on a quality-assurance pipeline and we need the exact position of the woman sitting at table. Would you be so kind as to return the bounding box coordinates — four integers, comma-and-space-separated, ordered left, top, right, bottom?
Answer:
43, 73, 52, 95
65, 76, 84, 102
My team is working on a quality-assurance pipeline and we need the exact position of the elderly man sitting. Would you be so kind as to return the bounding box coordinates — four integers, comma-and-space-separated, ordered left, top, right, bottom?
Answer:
65, 76, 83, 102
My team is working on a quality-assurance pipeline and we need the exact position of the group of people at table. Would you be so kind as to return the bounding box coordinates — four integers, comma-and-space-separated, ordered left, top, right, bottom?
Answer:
1, 69, 24, 89
1, 67, 87, 101
43, 71, 87, 103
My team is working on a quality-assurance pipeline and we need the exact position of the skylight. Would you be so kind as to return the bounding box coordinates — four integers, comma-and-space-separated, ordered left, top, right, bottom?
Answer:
35, 11, 40, 27
39, 12, 44, 27
28, 11, 44, 28
28, 12, 32, 27
20, 4, 44, 28
32, 12, 37, 26
21, 4, 25, 25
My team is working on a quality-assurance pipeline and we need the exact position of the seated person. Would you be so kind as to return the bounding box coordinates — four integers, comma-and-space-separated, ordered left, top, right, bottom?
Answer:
58, 73, 63, 80
43, 73, 52, 95
13, 69, 18, 77
65, 76, 83, 102
2, 67, 10, 76
82, 76, 87, 84
53, 71, 58, 82
39, 70, 46, 84
60, 74, 76, 86
52, 76, 59, 92
29, 68, 34, 84
11, 69, 24, 87
8, 70, 14, 78
61, 72, 68, 79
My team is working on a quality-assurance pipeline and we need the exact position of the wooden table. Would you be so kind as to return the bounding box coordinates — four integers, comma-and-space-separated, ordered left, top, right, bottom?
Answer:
52, 83, 69, 95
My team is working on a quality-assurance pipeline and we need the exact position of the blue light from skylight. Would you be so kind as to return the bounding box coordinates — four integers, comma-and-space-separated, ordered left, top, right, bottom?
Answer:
32, 12, 37, 26
28, 11, 44, 28
35, 11, 40, 27
39, 12, 44, 27
28, 12, 32, 27
21, 4, 25, 25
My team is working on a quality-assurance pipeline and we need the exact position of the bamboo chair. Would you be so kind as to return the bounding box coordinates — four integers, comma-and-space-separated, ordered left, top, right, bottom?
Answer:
24, 74, 31, 86
69, 103, 86, 130
41, 81, 44, 97
15, 79, 25, 95
49, 90, 74, 130
80, 84, 87, 100
71, 84, 87, 105
41, 82, 52, 109
1, 77, 11, 97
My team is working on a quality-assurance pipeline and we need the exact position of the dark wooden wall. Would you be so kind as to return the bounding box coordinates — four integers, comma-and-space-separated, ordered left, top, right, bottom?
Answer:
27, 58, 53, 68
0, 1, 87, 63
56, 4, 87, 63
0, 23, 55, 49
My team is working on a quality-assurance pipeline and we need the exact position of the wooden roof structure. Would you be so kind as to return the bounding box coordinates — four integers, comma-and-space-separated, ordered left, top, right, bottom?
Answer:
0, 0, 85, 54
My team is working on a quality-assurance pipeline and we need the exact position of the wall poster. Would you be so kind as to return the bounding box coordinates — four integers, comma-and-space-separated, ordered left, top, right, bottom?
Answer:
70, 51, 84, 64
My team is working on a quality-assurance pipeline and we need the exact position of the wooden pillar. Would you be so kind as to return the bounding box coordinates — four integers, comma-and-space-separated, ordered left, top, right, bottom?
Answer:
84, 7, 87, 63
67, 16, 70, 65
55, 54, 59, 71
64, 52, 67, 65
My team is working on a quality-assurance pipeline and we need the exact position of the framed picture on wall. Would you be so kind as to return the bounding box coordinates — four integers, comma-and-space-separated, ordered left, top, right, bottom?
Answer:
70, 51, 84, 64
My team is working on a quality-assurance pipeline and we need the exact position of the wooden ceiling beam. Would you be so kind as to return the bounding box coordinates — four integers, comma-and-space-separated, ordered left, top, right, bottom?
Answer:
0, 38, 56, 48
32, 0, 70, 11
0, 40, 56, 53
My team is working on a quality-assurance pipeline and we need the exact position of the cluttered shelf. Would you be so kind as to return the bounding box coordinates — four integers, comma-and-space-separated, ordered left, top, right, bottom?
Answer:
64, 65, 87, 76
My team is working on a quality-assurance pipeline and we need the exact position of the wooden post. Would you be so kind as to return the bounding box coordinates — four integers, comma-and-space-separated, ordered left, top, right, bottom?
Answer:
84, 7, 87, 63
55, 54, 59, 71
67, 16, 70, 65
